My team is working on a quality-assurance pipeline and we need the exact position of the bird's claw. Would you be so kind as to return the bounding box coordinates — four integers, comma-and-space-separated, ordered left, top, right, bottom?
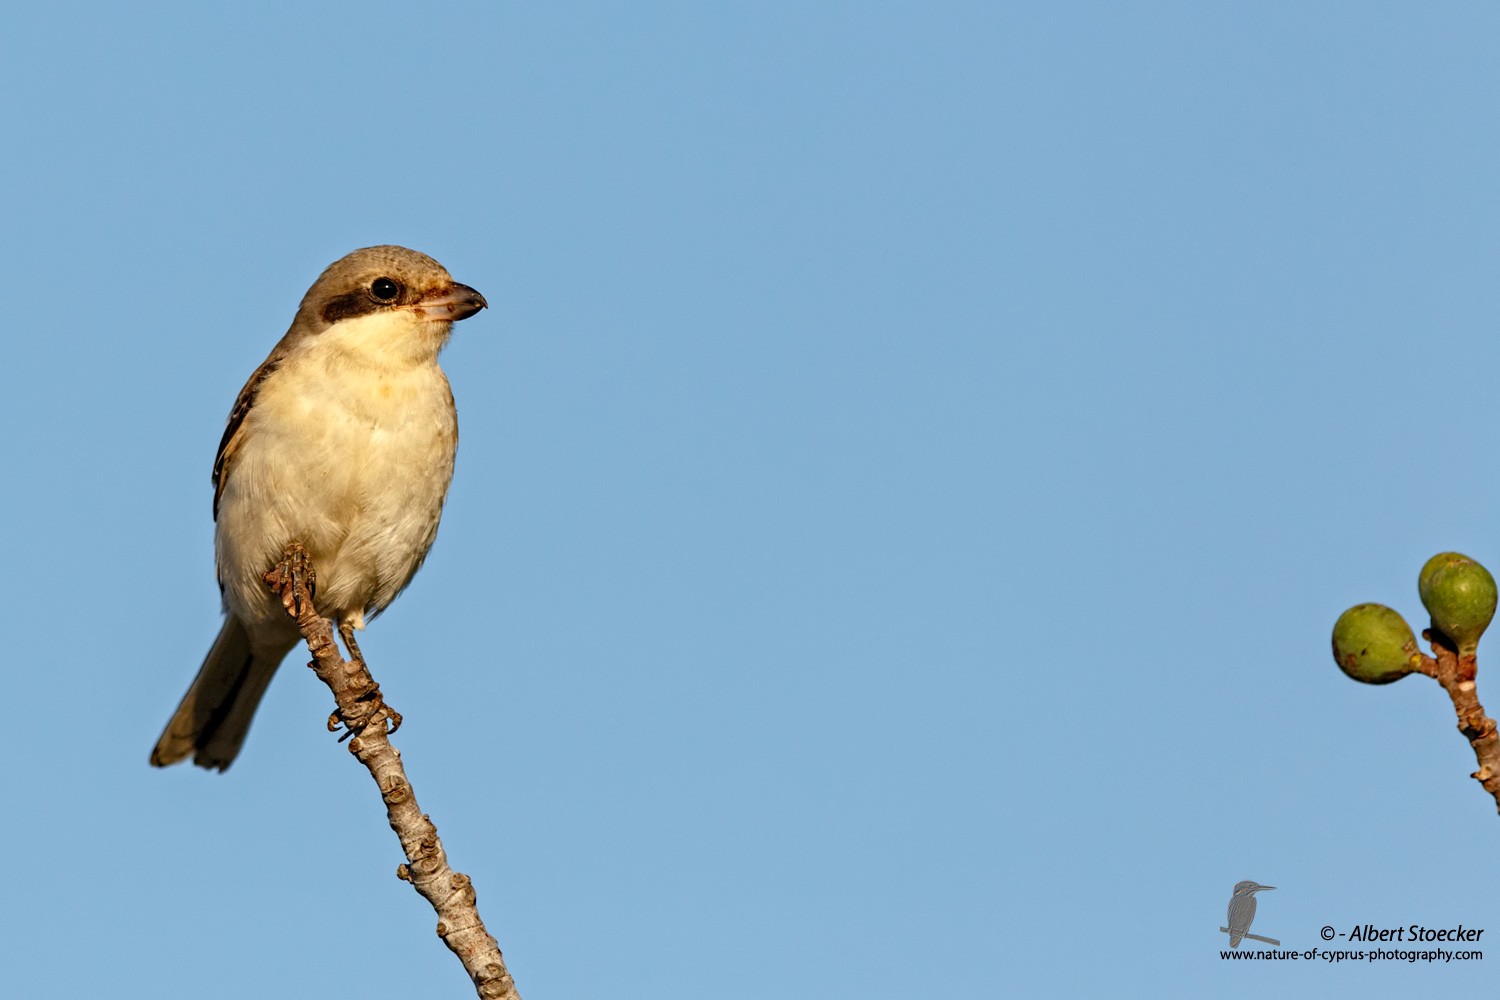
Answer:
263, 543, 316, 618
332, 682, 402, 742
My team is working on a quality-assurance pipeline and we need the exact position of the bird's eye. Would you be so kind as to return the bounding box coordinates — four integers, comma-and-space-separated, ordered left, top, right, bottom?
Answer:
371, 277, 400, 300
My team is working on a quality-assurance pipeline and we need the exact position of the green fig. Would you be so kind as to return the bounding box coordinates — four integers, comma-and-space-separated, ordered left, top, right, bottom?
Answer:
1331, 603, 1421, 684
1419, 553, 1497, 655
1420, 551, 1473, 604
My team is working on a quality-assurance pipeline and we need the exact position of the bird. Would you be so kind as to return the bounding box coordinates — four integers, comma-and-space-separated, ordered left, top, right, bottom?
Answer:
151, 245, 488, 771
1226, 881, 1275, 947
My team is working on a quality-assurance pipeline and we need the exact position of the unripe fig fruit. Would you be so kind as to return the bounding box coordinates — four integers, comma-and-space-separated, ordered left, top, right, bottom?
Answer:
1418, 552, 1465, 602
1331, 603, 1420, 684
1419, 553, 1497, 655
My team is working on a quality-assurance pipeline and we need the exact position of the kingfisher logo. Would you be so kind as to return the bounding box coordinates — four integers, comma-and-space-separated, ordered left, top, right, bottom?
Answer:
1216, 885, 1484, 963
1221, 881, 1278, 947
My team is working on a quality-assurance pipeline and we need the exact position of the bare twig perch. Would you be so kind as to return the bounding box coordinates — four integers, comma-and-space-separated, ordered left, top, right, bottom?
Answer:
1217, 927, 1280, 946
1413, 629, 1500, 814
264, 542, 521, 1000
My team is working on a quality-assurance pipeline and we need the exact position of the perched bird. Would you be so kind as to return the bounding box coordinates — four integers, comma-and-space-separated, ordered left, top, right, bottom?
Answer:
1227, 881, 1275, 947
151, 246, 487, 771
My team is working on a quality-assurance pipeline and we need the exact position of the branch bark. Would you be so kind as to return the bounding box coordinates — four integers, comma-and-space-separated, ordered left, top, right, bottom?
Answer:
1414, 626, 1500, 814
265, 544, 521, 999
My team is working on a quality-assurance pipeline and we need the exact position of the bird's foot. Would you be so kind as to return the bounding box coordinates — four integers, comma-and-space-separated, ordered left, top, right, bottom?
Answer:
329, 619, 400, 736
337, 619, 366, 667
263, 542, 316, 619
329, 679, 403, 741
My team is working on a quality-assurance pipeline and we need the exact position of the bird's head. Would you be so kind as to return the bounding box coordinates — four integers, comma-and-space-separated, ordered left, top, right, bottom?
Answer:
290, 245, 488, 365
1233, 881, 1275, 896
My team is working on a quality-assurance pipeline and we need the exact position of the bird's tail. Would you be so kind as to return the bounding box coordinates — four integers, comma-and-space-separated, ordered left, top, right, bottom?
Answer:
150, 616, 297, 771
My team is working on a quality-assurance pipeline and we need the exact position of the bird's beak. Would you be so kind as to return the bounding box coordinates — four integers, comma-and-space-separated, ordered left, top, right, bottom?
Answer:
413, 282, 488, 322
1257, 886, 1276, 891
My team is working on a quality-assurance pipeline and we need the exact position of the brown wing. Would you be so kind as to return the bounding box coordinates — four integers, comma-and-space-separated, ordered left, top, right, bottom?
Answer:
213, 351, 284, 520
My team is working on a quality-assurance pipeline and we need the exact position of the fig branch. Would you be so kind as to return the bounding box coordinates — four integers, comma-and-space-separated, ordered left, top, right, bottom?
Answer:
264, 542, 522, 999
1332, 552, 1500, 814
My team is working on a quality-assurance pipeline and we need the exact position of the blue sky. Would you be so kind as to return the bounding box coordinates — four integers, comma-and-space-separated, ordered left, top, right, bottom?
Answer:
2, 2, 1498, 997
